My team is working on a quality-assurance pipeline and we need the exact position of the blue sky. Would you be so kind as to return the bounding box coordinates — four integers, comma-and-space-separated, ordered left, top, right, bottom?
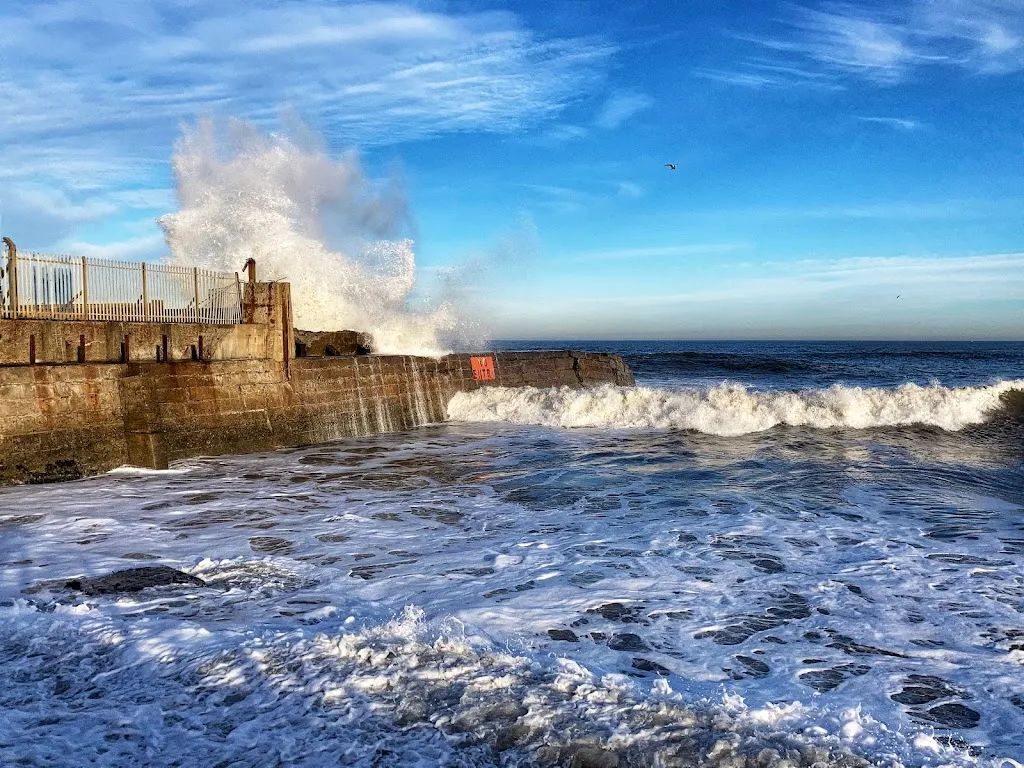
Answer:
2, 0, 1022, 339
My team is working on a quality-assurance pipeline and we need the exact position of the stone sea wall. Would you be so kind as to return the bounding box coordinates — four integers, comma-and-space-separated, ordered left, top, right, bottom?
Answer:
0, 350, 634, 486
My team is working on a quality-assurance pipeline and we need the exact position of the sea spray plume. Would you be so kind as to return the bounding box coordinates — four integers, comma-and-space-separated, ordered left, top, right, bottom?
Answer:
159, 118, 461, 356
447, 380, 1024, 435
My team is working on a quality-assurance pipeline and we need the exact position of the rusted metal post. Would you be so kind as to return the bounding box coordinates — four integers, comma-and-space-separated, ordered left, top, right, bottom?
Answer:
78, 334, 86, 363
80, 256, 88, 320
141, 262, 149, 321
4, 237, 19, 318
161, 334, 168, 363
197, 335, 204, 361
122, 334, 130, 363
244, 258, 256, 283
28, 334, 35, 364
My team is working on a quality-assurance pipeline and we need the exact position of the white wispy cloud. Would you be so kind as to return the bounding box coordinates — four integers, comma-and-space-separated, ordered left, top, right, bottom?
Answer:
855, 116, 923, 130
682, 196, 1024, 222
599, 252, 1024, 307
595, 91, 654, 129
0, 2, 612, 157
567, 243, 748, 262
693, 61, 843, 89
0, 0, 614, 249
59, 234, 168, 261
614, 181, 645, 199
713, 0, 1024, 86
487, 251, 1024, 339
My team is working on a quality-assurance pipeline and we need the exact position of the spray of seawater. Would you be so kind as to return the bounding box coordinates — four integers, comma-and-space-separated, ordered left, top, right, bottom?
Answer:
160, 119, 472, 356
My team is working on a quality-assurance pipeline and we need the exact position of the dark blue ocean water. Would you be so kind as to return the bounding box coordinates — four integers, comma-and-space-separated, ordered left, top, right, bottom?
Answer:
495, 339, 1024, 389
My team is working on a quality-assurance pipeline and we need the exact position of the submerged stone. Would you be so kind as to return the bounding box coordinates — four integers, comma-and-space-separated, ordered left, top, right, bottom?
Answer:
64, 566, 205, 595
548, 629, 579, 642
922, 703, 981, 728
607, 633, 648, 652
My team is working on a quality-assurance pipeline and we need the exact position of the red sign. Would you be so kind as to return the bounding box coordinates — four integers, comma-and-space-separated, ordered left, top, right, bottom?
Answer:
471, 355, 496, 381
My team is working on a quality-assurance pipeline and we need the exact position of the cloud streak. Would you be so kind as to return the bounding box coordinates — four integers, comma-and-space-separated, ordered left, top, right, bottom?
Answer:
0, 0, 614, 249
712, 0, 1024, 86
595, 91, 654, 129
567, 242, 748, 262
0, 2, 612, 154
855, 116, 922, 131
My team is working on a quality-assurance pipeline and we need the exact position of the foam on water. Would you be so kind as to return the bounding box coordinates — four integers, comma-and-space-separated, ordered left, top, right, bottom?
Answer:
447, 380, 1024, 435
1, 420, 1021, 766
159, 119, 472, 356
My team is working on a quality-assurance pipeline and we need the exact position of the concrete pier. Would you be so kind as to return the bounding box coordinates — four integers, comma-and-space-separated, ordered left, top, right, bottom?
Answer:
0, 278, 633, 485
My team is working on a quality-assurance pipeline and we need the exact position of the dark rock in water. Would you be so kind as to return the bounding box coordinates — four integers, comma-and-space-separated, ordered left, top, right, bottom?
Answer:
631, 657, 671, 676
64, 566, 205, 595
548, 629, 579, 642
567, 745, 620, 768
799, 663, 870, 692
890, 675, 964, 706
800, 668, 845, 692
607, 633, 648, 652
921, 703, 981, 728
735, 655, 770, 677
586, 601, 646, 623
826, 630, 907, 658
249, 536, 296, 555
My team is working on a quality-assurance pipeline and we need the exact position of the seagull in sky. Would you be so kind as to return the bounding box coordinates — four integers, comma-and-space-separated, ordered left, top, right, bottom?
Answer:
664, 163, 677, 171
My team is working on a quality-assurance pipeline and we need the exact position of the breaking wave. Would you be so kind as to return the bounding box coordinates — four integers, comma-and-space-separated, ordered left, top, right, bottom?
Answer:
447, 380, 1024, 436
160, 118, 474, 356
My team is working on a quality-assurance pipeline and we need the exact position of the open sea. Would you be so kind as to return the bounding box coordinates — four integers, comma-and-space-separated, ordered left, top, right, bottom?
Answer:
1, 340, 1023, 767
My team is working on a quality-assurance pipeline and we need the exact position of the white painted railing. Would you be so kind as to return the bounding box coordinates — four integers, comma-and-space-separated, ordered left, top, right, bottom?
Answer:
1, 241, 242, 324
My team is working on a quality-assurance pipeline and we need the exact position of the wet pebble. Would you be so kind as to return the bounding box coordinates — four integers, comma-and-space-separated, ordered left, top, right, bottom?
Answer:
586, 602, 645, 623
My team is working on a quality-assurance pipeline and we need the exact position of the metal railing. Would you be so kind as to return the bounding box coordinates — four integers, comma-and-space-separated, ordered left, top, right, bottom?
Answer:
1, 239, 242, 324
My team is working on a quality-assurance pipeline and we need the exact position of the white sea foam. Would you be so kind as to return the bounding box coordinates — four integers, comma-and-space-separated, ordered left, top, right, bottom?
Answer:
447, 380, 1024, 435
160, 119, 473, 356
1, 425, 1021, 764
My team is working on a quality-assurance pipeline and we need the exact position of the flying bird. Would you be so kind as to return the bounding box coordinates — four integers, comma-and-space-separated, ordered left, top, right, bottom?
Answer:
664, 163, 677, 171
896, 294, 901, 299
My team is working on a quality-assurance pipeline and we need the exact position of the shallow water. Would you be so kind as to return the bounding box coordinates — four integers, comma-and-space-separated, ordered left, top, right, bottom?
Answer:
1, 341, 1022, 766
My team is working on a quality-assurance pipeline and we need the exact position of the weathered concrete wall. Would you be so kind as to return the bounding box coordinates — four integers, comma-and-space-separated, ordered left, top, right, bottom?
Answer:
0, 350, 634, 485
0, 364, 128, 484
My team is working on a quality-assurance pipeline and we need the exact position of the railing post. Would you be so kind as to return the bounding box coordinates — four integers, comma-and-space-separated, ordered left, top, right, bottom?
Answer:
4, 237, 19, 318
193, 267, 200, 323
235, 272, 243, 323
141, 262, 149, 321
81, 256, 89, 320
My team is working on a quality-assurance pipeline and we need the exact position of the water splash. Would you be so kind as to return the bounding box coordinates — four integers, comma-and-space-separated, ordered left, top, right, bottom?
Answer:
159, 118, 467, 356
447, 380, 1024, 435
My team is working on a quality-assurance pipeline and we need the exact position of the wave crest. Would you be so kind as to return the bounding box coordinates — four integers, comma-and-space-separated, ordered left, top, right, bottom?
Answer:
446, 381, 1024, 436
